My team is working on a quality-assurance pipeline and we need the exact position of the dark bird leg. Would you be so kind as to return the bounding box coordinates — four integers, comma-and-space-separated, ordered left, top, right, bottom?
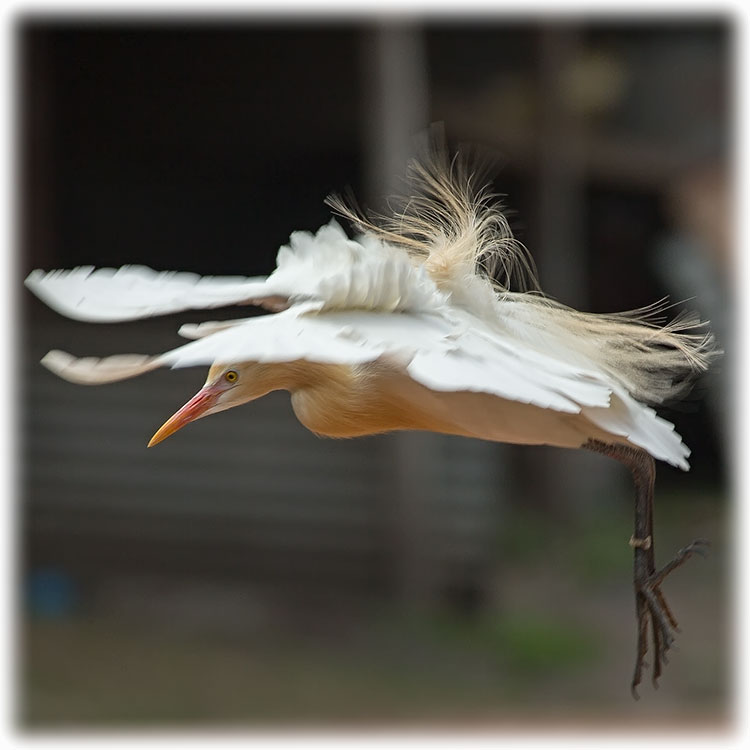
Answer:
584, 439, 709, 698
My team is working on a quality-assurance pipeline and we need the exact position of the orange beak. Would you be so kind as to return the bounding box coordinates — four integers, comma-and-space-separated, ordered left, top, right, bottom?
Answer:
148, 387, 220, 447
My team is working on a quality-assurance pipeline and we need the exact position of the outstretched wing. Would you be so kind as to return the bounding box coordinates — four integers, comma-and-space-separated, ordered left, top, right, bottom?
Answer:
24, 265, 283, 322
40, 303, 609, 407
25, 221, 445, 323
38, 303, 389, 383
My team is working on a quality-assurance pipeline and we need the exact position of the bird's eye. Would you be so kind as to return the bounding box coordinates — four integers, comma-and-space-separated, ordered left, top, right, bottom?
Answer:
224, 370, 238, 383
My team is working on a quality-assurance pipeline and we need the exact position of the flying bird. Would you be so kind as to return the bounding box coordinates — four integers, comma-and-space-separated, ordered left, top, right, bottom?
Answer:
25, 147, 717, 696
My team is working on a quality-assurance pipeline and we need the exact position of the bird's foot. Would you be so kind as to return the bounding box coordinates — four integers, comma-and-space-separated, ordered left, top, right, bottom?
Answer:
631, 538, 709, 699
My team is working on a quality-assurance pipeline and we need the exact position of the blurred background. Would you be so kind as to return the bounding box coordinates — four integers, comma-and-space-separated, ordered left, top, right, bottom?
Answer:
18, 16, 732, 728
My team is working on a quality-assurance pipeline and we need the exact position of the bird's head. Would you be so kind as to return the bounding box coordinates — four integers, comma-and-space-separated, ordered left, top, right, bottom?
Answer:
147, 361, 278, 447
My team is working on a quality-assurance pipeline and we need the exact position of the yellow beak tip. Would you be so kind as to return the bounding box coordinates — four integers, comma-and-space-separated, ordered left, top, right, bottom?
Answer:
146, 387, 217, 449
147, 430, 169, 448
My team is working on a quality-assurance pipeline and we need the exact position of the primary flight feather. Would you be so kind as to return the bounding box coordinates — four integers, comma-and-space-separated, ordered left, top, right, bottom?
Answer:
25, 145, 718, 696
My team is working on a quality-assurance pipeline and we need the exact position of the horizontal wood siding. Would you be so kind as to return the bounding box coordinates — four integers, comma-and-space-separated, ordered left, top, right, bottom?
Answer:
22, 307, 503, 596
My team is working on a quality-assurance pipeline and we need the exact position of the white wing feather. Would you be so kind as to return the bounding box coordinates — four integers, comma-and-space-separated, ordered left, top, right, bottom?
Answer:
39, 350, 163, 384
24, 265, 273, 322
24, 221, 445, 322
177, 318, 257, 339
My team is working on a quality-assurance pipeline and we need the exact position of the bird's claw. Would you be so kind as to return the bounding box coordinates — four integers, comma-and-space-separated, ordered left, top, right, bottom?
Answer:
651, 538, 710, 588
685, 538, 711, 558
631, 538, 708, 698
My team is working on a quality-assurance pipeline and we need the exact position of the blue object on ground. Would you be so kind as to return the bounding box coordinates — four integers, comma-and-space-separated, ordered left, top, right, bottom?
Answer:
27, 568, 77, 618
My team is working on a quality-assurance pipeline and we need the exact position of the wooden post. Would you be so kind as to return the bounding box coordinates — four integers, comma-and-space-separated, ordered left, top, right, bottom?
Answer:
518, 24, 620, 514
359, 23, 440, 608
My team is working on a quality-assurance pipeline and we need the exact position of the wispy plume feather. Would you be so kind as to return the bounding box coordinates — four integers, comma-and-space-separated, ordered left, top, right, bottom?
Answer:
328, 128, 540, 295
328, 129, 719, 406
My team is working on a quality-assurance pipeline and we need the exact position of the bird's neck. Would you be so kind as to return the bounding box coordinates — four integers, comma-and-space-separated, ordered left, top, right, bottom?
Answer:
270, 361, 353, 393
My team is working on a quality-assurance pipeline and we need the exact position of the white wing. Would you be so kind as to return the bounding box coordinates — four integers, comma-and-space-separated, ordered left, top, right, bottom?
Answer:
24, 265, 275, 322
38, 304, 387, 384
40, 304, 605, 397
25, 221, 445, 323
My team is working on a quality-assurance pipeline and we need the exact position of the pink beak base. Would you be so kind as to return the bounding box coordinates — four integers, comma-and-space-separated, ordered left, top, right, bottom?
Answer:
147, 388, 219, 447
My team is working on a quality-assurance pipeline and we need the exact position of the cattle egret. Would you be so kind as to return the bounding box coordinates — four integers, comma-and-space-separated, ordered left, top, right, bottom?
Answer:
25, 148, 717, 696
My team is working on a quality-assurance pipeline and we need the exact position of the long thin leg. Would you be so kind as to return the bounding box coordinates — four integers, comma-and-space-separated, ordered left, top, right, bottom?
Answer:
584, 439, 708, 698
